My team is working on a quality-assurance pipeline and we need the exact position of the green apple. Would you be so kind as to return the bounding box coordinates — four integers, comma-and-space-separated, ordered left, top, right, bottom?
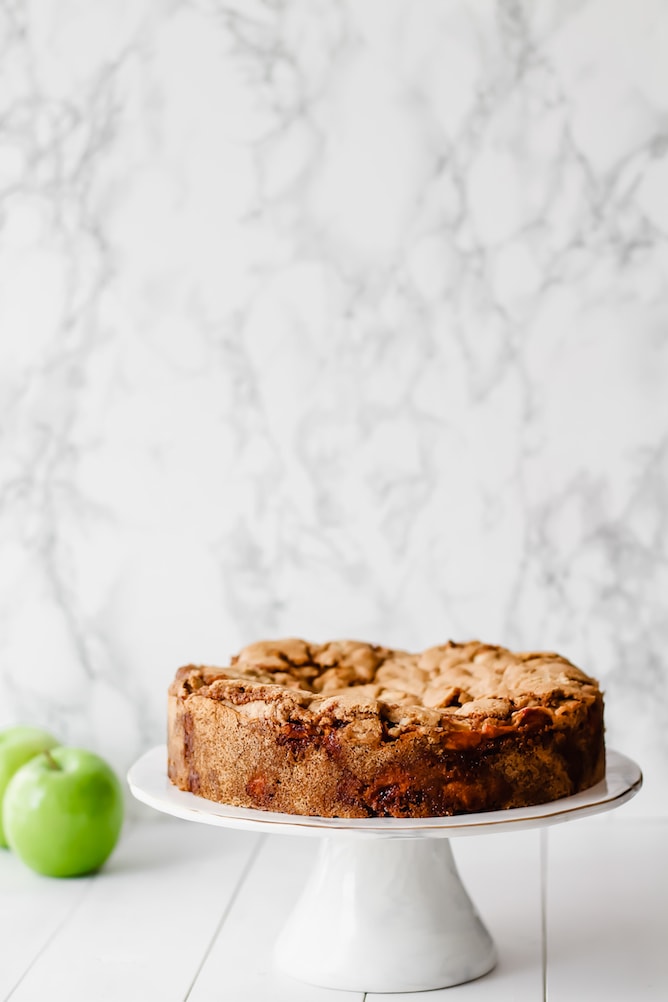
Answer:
3, 747, 124, 877
0, 726, 59, 847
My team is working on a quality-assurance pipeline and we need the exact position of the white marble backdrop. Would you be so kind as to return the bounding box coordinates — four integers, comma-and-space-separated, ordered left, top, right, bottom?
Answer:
0, 0, 666, 813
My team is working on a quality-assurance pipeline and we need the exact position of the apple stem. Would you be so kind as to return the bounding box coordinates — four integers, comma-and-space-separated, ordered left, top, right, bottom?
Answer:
43, 749, 61, 771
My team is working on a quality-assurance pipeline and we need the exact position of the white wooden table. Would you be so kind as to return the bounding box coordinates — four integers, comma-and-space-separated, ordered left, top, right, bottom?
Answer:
1, 811, 665, 1001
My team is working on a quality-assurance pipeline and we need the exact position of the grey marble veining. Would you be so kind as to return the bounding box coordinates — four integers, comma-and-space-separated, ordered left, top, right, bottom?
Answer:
0, 0, 667, 812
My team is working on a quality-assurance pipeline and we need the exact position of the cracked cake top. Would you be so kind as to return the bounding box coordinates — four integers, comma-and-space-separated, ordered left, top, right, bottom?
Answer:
170, 638, 602, 738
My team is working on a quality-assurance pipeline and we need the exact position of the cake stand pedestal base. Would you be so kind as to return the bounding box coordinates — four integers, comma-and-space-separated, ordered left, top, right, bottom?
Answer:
275, 836, 496, 993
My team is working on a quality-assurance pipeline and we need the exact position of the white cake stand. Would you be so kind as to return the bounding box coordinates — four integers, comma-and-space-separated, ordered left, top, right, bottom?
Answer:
128, 747, 641, 994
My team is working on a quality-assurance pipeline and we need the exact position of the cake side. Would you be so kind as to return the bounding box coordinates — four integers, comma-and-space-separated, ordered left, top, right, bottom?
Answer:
167, 639, 605, 819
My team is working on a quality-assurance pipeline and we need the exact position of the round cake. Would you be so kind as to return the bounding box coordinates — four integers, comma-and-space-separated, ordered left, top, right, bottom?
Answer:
167, 638, 605, 818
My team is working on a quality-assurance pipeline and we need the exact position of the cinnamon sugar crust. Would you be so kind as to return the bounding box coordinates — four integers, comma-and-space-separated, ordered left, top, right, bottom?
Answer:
168, 639, 605, 818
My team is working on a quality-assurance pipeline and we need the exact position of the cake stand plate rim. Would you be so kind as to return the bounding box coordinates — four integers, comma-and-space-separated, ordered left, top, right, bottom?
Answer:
127, 746, 642, 838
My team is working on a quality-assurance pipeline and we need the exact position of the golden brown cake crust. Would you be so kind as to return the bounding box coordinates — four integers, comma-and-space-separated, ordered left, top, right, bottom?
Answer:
167, 639, 605, 818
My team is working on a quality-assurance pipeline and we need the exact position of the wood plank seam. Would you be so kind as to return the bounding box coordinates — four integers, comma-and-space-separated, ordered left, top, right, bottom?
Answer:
182, 834, 267, 1001
540, 828, 548, 1002
3, 878, 94, 1002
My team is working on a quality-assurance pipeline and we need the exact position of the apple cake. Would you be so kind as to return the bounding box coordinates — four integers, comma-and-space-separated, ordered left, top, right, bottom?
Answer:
167, 639, 605, 818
